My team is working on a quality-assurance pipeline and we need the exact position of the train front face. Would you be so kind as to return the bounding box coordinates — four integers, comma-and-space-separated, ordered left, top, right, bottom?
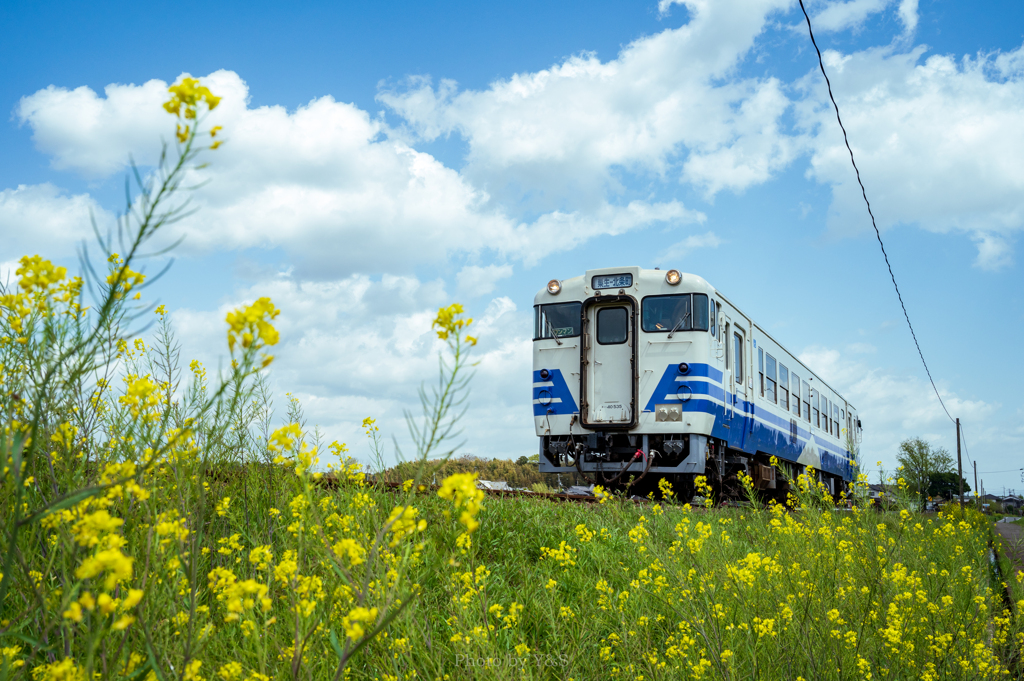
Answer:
534, 266, 715, 479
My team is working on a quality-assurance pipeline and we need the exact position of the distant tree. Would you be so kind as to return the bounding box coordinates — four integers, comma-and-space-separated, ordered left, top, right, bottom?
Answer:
516, 456, 529, 466
896, 437, 955, 510
927, 471, 971, 501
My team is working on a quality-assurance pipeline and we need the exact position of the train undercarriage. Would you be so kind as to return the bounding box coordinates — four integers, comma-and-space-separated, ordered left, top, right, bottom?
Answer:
540, 433, 848, 503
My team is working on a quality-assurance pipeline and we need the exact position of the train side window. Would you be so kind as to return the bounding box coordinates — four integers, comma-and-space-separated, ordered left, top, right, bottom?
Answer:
765, 353, 776, 403
833, 405, 840, 437
792, 373, 801, 416
693, 294, 709, 331
802, 381, 810, 421
758, 348, 764, 397
779, 364, 790, 411
824, 398, 831, 434
724, 323, 730, 370
812, 390, 819, 428
733, 331, 744, 383
710, 300, 717, 338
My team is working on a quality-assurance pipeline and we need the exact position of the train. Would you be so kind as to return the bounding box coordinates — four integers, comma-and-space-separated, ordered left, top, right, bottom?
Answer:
533, 266, 862, 499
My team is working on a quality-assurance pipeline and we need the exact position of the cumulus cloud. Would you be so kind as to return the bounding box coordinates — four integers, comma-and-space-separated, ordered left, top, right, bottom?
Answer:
658, 230, 722, 263
171, 274, 533, 464
16, 78, 199, 178
16, 70, 695, 278
0, 183, 112, 261
457, 264, 514, 297
811, 0, 889, 33
798, 44, 1024, 269
798, 346, 1005, 473
379, 0, 797, 205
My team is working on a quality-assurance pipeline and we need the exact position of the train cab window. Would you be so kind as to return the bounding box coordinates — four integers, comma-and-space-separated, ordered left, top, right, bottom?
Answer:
802, 381, 810, 421
641, 294, 709, 333
733, 331, 744, 383
710, 300, 717, 338
758, 348, 764, 397
535, 302, 582, 340
779, 364, 790, 411
792, 373, 801, 415
765, 353, 776, 403
596, 307, 629, 345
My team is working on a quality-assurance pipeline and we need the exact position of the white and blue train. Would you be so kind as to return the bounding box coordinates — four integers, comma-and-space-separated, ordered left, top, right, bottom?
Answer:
533, 266, 862, 497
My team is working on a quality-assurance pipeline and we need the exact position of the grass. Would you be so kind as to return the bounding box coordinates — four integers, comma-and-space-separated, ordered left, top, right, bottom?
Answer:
2, 77, 1022, 681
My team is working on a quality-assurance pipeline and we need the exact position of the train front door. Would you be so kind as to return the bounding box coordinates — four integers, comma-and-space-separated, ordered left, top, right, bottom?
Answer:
582, 302, 635, 425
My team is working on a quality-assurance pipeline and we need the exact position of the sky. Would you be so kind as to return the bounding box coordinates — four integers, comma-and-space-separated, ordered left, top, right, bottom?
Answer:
2, 0, 1022, 491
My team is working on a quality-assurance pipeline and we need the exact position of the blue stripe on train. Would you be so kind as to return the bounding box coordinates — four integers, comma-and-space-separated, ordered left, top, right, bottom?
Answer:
643, 364, 854, 480
532, 369, 579, 416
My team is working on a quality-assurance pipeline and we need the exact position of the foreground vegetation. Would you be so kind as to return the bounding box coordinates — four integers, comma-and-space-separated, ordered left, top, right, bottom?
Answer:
2, 77, 1021, 680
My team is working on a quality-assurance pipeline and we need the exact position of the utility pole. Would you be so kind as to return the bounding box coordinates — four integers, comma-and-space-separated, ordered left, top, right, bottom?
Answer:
974, 462, 979, 507
957, 418, 963, 511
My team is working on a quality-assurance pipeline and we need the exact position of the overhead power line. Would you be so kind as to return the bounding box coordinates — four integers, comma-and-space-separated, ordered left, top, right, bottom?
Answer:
797, 0, 955, 425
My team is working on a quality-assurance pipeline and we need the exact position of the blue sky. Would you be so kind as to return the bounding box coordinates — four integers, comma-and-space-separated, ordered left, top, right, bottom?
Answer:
2, 0, 1022, 490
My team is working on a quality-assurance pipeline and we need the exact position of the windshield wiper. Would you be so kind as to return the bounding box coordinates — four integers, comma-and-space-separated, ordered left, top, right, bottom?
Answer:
546, 318, 564, 346
667, 311, 691, 339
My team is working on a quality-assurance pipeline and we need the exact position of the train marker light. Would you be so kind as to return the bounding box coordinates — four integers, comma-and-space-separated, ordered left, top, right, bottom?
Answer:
666, 269, 681, 285
547, 279, 561, 294
678, 362, 689, 375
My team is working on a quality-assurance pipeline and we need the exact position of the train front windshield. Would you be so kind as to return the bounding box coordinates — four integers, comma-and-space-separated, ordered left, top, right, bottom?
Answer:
535, 302, 582, 339
642, 293, 709, 332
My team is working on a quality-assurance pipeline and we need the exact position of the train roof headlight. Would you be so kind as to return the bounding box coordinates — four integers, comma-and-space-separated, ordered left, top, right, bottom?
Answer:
666, 269, 681, 286
547, 279, 561, 295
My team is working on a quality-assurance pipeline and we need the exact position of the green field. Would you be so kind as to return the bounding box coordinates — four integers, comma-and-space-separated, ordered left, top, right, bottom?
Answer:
2, 79, 1020, 681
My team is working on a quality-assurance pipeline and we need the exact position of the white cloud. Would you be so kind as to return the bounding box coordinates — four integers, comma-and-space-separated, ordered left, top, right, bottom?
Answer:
171, 274, 534, 464
897, 0, 918, 35
379, 0, 797, 205
16, 70, 694, 278
798, 44, 1024, 269
658, 230, 722, 263
0, 183, 112, 261
17, 79, 181, 178
456, 264, 514, 297
797, 346, 1005, 473
811, 0, 889, 34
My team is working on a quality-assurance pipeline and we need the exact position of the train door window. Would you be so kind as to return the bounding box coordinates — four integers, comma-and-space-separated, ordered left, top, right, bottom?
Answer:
765, 353, 776, 403
779, 364, 790, 411
758, 348, 764, 397
596, 307, 629, 345
790, 418, 798, 445
733, 331, 744, 383
716, 302, 722, 337
710, 301, 717, 338
792, 373, 801, 415
802, 381, 810, 421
